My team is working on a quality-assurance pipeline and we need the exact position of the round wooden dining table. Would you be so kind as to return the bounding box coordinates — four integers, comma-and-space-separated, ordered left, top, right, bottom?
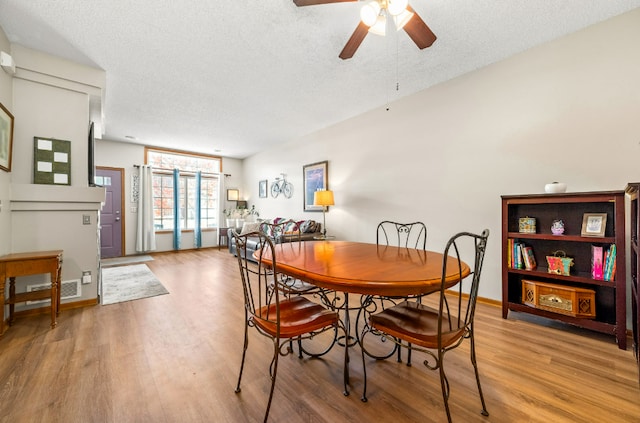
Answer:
260, 240, 470, 396
264, 240, 470, 297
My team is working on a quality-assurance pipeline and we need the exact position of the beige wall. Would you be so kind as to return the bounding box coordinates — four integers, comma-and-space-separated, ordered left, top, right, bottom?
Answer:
242, 9, 640, 303
3, 45, 106, 309
0, 27, 12, 256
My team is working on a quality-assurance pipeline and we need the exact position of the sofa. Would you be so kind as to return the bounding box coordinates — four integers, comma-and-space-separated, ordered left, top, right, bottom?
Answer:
228, 218, 322, 261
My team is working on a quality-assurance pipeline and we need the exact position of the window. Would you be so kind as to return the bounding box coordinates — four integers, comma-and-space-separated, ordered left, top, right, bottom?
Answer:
146, 147, 221, 231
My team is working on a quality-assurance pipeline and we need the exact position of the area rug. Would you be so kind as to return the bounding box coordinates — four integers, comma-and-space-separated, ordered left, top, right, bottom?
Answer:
101, 254, 154, 268
101, 263, 168, 305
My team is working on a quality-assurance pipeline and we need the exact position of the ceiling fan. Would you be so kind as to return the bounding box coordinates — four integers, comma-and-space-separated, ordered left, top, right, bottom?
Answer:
293, 0, 437, 60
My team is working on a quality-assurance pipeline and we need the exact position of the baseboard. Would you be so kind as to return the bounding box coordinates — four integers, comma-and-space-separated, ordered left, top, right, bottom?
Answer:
11, 298, 99, 319
477, 296, 501, 307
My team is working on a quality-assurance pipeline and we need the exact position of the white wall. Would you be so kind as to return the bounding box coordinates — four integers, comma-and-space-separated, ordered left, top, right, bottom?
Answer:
0, 27, 12, 256
5, 45, 106, 308
242, 9, 640, 302
95, 139, 244, 254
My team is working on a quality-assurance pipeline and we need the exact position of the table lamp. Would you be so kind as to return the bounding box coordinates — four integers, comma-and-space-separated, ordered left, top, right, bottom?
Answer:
313, 189, 335, 240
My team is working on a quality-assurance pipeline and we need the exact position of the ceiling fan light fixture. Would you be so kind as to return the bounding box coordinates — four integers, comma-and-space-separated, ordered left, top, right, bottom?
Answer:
360, 1, 381, 27
368, 14, 386, 35
393, 9, 414, 30
387, 0, 409, 16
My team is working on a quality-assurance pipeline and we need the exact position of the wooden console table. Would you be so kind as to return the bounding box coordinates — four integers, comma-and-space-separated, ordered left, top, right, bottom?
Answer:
0, 250, 63, 337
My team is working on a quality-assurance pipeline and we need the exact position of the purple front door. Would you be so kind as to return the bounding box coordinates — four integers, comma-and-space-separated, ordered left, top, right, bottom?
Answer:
97, 167, 124, 258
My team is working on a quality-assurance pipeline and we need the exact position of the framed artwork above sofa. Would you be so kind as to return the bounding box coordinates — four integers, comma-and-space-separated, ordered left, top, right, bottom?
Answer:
303, 160, 328, 212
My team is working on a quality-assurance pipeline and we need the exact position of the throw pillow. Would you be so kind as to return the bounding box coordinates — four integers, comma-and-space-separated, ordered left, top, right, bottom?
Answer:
240, 222, 261, 235
283, 220, 300, 233
299, 220, 318, 233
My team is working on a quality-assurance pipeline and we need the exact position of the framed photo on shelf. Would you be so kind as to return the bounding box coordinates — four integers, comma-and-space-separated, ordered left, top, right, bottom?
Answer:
581, 213, 607, 237
0, 101, 14, 172
259, 179, 268, 198
303, 160, 328, 212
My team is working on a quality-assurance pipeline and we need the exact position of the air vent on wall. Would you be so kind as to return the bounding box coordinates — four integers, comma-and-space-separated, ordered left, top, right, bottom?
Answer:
26, 279, 81, 305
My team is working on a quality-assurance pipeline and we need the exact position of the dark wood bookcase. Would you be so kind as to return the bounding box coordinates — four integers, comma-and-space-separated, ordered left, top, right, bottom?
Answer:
626, 183, 640, 379
501, 191, 626, 349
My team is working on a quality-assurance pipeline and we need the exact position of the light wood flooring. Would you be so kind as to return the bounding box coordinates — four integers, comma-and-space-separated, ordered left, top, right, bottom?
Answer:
1, 248, 639, 422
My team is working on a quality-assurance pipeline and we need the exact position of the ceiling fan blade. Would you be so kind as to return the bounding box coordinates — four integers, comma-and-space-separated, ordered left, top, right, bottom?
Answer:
403, 6, 437, 49
293, 0, 356, 6
339, 21, 369, 60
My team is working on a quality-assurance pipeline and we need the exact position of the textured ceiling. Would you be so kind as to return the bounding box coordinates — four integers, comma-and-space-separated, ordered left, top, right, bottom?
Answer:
1, 0, 639, 158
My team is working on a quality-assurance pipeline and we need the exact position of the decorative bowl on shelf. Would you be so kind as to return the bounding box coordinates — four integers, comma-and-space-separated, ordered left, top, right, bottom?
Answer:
545, 182, 567, 193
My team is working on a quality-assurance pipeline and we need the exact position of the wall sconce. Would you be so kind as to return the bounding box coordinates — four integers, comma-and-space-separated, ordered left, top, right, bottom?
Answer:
227, 189, 239, 201
0, 51, 16, 75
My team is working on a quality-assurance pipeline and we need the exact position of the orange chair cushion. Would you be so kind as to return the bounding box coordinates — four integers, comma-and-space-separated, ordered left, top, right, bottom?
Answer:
369, 300, 465, 349
253, 296, 338, 339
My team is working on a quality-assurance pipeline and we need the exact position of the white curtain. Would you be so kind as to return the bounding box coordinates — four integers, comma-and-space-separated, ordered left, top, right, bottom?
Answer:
220, 174, 228, 228
194, 171, 202, 248
135, 165, 157, 252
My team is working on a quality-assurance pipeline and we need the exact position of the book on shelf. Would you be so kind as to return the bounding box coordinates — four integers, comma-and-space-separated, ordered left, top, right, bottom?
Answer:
521, 245, 536, 270
591, 245, 604, 280
508, 241, 534, 270
604, 244, 616, 281
515, 242, 523, 269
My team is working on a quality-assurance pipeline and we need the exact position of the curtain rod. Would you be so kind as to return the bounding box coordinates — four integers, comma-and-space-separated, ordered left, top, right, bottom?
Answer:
133, 164, 230, 177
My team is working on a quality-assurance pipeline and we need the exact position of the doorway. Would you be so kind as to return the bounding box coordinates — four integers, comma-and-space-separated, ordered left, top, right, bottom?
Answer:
97, 167, 125, 258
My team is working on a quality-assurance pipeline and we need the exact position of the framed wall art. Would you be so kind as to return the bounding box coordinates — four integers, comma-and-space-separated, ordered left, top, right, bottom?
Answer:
0, 101, 14, 172
227, 189, 239, 201
581, 213, 607, 237
259, 179, 268, 198
33, 137, 71, 185
303, 160, 328, 212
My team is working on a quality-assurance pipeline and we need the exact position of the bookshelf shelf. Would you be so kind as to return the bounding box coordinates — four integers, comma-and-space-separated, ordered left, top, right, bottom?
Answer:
506, 232, 616, 244
501, 190, 626, 349
507, 267, 617, 287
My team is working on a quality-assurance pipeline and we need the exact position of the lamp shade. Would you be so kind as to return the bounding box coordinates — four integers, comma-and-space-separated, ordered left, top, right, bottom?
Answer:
387, 0, 409, 16
368, 14, 386, 36
314, 190, 335, 207
393, 9, 414, 30
360, 1, 381, 27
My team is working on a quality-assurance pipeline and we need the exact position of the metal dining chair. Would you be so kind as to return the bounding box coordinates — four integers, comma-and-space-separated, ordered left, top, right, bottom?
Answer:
360, 229, 490, 423
376, 220, 427, 250
258, 219, 338, 358
357, 221, 428, 364
232, 230, 340, 422
259, 219, 319, 295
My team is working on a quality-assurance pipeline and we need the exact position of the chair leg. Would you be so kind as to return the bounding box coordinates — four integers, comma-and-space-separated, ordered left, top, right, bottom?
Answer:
263, 339, 280, 423
470, 331, 489, 417
235, 317, 249, 394
439, 363, 453, 423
